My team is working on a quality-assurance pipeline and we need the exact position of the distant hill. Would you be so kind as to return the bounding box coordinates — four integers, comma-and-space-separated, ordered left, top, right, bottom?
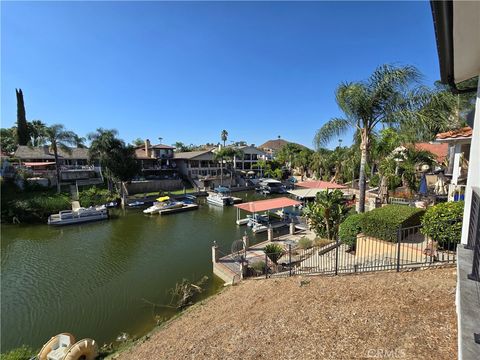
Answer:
259, 139, 308, 151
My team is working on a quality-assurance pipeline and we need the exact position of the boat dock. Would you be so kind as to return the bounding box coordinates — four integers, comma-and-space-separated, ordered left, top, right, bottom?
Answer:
158, 203, 199, 215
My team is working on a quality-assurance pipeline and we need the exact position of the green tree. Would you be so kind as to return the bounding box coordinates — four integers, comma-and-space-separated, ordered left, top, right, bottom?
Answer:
0, 127, 17, 154
44, 124, 77, 193
220, 130, 228, 147
314, 65, 427, 212
173, 141, 188, 152
72, 134, 87, 148
303, 189, 350, 241
27, 120, 47, 146
263, 243, 284, 265
214, 147, 243, 186
132, 138, 144, 147
16, 89, 30, 145
88, 128, 139, 190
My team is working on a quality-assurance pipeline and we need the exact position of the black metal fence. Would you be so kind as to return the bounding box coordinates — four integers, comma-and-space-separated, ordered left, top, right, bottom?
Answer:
247, 224, 458, 279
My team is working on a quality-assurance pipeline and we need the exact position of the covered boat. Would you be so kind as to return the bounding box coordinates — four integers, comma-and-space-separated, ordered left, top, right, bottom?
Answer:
207, 186, 234, 206
48, 202, 108, 226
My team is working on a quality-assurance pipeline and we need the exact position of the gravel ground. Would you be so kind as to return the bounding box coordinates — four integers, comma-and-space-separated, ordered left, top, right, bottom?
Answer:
113, 268, 457, 360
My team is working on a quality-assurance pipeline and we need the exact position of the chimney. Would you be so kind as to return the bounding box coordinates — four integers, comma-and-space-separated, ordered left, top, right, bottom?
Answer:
145, 139, 151, 158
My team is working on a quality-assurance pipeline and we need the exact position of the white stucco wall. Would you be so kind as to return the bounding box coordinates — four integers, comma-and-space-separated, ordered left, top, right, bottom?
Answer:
460, 78, 480, 245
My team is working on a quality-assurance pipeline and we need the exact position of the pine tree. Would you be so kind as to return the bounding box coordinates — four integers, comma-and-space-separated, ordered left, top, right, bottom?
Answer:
16, 88, 29, 145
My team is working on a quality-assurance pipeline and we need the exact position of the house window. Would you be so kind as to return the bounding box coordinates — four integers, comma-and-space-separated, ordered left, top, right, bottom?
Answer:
252, 154, 258, 160
244, 162, 251, 170
244, 154, 251, 160
190, 160, 199, 168
200, 160, 209, 168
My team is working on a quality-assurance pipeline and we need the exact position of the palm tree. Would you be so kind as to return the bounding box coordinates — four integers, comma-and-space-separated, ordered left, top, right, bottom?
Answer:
221, 130, 228, 147
28, 120, 47, 146
214, 147, 243, 186
44, 124, 76, 193
88, 128, 123, 190
72, 134, 87, 148
314, 65, 426, 212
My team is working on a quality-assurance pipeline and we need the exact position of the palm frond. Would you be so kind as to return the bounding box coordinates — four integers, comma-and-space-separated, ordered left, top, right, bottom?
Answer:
314, 118, 351, 148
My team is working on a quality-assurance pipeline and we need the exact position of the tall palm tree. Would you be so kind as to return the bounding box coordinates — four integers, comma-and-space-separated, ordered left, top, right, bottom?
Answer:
314, 65, 426, 212
221, 130, 228, 147
44, 124, 76, 193
28, 120, 47, 146
214, 147, 243, 186
87, 128, 123, 190
73, 134, 87, 148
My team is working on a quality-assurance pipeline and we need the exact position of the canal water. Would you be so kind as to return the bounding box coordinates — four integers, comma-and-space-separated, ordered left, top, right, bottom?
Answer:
1, 191, 274, 352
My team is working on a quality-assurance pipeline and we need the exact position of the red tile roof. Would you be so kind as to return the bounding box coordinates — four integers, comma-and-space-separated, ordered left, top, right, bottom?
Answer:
413, 142, 449, 163
435, 126, 472, 140
296, 181, 347, 189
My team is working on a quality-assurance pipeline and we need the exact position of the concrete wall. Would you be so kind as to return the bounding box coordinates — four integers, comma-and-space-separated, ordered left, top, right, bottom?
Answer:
125, 179, 183, 194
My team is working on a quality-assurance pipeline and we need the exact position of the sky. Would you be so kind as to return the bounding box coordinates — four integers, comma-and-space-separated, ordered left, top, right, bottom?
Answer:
1, 1, 442, 149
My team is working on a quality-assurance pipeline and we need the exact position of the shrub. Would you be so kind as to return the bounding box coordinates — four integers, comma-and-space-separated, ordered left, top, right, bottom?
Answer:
313, 237, 333, 248
421, 201, 464, 249
369, 174, 380, 188
250, 261, 266, 274
360, 205, 424, 242
339, 213, 365, 249
263, 243, 285, 264
297, 237, 313, 250
79, 186, 117, 207
1, 345, 36, 360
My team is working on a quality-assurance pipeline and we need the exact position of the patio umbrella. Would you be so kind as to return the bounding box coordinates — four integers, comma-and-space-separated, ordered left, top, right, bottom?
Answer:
419, 174, 428, 196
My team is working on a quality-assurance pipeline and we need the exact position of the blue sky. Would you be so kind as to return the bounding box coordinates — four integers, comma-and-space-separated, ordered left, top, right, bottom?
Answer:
1, 1, 441, 149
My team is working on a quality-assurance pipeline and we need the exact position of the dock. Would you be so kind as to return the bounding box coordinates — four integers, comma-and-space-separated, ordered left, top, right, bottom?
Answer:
158, 203, 199, 215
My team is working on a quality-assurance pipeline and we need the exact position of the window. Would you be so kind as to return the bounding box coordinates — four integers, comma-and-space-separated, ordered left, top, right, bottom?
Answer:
190, 160, 199, 168
200, 161, 209, 168
251, 154, 258, 160
244, 154, 251, 160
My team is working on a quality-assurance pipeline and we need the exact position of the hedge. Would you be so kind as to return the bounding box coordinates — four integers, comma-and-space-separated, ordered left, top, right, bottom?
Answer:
360, 205, 425, 242
339, 213, 364, 248
421, 201, 464, 249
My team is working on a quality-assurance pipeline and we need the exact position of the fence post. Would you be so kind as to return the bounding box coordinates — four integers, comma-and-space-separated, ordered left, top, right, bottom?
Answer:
289, 244, 292, 277
396, 227, 401, 272
265, 251, 268, 279
335, 235, 339, 276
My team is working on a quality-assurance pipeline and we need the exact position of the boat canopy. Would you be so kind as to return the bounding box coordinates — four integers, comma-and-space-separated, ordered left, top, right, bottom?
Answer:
235, 197, 301, 213
296, 180, 347, 190
215, 186, 231, 193
156, 196, 170, 202
23, 161, 56, 167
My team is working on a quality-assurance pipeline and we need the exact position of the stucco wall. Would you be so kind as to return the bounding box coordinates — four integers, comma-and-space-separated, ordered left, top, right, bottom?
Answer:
125, 179, 184, 194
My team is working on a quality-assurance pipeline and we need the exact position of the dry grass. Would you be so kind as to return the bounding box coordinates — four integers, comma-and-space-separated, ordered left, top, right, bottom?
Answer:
113, 268, 457, 360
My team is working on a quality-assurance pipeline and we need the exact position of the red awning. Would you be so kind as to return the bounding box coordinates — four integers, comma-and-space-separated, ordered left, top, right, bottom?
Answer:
235, 197, 301, 213
23, 162, 56, 167
296, 181, 347, 189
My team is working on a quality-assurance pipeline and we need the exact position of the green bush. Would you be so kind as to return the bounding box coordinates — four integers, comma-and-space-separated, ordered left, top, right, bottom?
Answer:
250, 261, 266, 274
297, 237, 313, 250
78, 186, 117, 207
339, 213, 365, 248
1, 345, 36, 360
263, 243, 285, 264
360, 205, 425, 242
421, 201, 464, 249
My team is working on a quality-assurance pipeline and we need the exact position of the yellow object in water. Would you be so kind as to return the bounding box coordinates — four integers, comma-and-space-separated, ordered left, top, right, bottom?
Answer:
156, 196, 170, 202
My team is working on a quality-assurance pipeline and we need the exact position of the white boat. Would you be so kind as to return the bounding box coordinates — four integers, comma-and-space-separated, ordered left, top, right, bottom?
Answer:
48, 202, 108, 226
206, 186, 234, 206
143, 196, 183, 214
128, 200, 145, 207
259, 179, 286, 194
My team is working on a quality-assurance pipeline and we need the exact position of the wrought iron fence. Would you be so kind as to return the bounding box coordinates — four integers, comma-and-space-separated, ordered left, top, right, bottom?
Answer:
250, 223, 458, 279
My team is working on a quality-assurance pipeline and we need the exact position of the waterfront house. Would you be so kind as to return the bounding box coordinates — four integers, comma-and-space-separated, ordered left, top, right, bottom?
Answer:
233, 145, 267, 171
259, 138, 290, 160
134, 139, 179, 180
14, 145, 102, 186
431, 1, 480, 358
174, 148, 222, 188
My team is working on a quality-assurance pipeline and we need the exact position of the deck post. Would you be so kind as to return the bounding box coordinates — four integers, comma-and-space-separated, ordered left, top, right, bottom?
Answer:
212, 241, 219, 263
243, 232, 249, 250
289, 220, 295, 235
267, 226, 273, 241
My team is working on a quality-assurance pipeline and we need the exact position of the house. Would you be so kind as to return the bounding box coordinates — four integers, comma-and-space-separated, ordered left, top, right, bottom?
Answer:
431, 1, 480, 359
259, 138, 289, 159
134, 139, 175, 169
233, 145, 267, 171
174, 148, 225, 189
435, 127, 472, 201
14, 145, 102, 185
